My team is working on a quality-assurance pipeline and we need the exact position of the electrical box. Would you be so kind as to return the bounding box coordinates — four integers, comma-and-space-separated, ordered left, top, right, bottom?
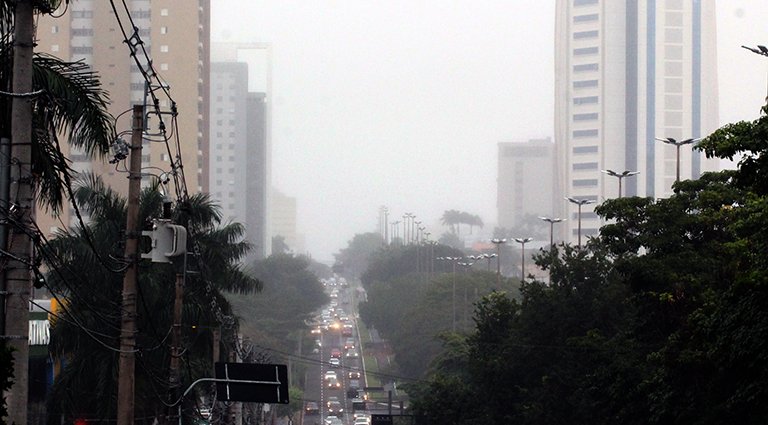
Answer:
141, 219, 187, 263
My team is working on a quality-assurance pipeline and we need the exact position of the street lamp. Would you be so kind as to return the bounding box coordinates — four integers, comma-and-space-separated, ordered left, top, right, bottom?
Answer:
437, 256, 461, 332
600, 169, 640, 198
514, 237, 533, 282
538, 216, 565, 249
491, 238, 507, 286
482, 253, 497, 272
565, 197, 595, 248
391, 220, 400, 245
654, 137, 699, 184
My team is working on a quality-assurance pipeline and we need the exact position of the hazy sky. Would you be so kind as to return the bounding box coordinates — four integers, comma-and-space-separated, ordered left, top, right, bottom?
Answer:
211, 1, 768, 263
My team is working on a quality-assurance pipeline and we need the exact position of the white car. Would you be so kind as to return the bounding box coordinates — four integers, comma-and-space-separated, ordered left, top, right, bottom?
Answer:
354, 418, 371, 425
329, 357, 341, 368
324, 416, 343, 425
324, 370, 337, 381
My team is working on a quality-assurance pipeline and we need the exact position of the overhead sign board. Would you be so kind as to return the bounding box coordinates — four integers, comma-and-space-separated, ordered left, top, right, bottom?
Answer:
214, 362, 289, 404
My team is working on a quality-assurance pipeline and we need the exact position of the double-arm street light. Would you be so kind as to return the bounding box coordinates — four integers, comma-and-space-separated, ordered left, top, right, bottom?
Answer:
539, 216, 565, 249
514, 237, 533, 282
491, 238, 507, 286
600, 169, 640, 198
565, 197, 595, 248
655, 137, 699, 184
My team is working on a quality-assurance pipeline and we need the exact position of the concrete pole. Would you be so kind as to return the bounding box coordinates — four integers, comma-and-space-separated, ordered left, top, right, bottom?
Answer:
117, 105, 144, 425
5, 3, 35, 423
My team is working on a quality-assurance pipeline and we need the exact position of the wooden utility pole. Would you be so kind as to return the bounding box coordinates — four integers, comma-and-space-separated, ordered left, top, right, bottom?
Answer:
5, 2, 35, 424
117, 105, 144, 425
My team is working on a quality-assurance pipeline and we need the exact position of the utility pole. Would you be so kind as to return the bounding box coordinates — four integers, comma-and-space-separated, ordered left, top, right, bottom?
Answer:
117, 105, 144, 425
5, 2, 35, 424
168, 270, 184, 422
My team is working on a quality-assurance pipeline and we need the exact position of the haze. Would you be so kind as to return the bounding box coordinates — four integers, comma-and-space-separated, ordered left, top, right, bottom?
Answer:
212, 1, 768, 263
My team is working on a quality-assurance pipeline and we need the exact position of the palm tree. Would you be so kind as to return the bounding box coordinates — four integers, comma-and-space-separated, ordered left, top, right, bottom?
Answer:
43, 174, 261, 423
441, 210, 462, 235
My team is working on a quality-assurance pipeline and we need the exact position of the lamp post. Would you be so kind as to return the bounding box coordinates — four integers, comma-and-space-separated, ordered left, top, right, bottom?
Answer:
514, 237, 533, 281
402, 213, 414, 244
491, 238, 507, 286
391, 220, 400, 245
655, 137, 699, 184
383, 206, 389, 244
538, 216, 565, 249
600, 169, 640, 198
437, 256, 461, 332
565, 197, 595, 248
483, 253, 497, 272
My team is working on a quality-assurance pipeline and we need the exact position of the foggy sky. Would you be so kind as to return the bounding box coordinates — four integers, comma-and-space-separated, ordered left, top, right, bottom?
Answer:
212, 1, 768, 263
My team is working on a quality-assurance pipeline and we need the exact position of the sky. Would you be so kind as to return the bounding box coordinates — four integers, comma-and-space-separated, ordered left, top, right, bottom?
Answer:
211, 1, 768, 263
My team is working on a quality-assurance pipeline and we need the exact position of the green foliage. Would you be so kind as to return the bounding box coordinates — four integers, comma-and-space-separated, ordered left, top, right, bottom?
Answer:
410, 99, 768, 423
333, 232, 384, 278
228, 253, 329, 356
44, 175, 260, 422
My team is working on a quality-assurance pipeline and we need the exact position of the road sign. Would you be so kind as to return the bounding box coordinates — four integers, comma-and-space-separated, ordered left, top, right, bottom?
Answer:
214, 362, 289, 404
371, 414, 393, 425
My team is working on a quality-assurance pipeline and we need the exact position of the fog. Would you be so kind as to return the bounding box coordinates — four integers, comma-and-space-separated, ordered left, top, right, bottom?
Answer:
211, 1, 768, 263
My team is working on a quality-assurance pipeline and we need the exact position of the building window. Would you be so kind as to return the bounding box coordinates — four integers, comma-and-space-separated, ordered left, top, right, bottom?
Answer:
574, 13, 598, 23
573, 47, 599, 56
573, 130, 598, 138
574, 112, 598, 121
573, 63, 598, 72
72, 28, 93, 36
573, 80, 598, 89
51, 44, 60, 52
573, 179, 598, 187
160, 45, 169, 53
573, 96, 599, 105
160, 8, 168, 16
573, 162, 598, 170
51, 25, 59, 34
574, 30, 599, 39
160, 63, 168, 71
71, 46, 93, 54
161, 26, 168, 34
574, 0, 598, 5
573, 145, 598, 154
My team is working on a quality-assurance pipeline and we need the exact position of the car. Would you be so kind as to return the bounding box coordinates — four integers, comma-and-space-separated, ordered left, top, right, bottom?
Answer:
304, 401, 320, 415
347, 387, 359, 398
342, 324, 354, 337
311, 326, 322, 335
344, 338, 355, 350
349, 379, 360, 389
330, 348, 342, 358
327, 400, 344, 416
327, 377, 341, 389
348, 368, 361, 379
346, 349, 359, 358
354, 417, 371, 425
324, 416, 342, 425
329, 357, 341, 368
324, 370, 337, 381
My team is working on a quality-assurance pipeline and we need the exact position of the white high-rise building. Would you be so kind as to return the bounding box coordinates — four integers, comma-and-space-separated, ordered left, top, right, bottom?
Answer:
555, 0, 719, 242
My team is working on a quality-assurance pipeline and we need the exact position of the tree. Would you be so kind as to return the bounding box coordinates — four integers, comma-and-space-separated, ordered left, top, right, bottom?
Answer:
271, 235, 290, 254
43, 174, 261, 423
333, 232, 383, 279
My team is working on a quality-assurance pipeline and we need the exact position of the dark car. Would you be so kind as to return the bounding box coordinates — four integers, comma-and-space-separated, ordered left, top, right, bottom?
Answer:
328, 400, 344, 416
305, 402, 320, 415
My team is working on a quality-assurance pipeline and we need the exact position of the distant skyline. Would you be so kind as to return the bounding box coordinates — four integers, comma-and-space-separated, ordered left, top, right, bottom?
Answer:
211, 1, 768, 263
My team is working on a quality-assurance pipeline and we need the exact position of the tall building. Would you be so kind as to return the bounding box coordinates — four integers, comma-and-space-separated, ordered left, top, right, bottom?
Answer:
554, 0, 719, 242
497, 138, 555, 230
35, 1, 210, 234
209, 62, 269, 260
271, 190, 303, 254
